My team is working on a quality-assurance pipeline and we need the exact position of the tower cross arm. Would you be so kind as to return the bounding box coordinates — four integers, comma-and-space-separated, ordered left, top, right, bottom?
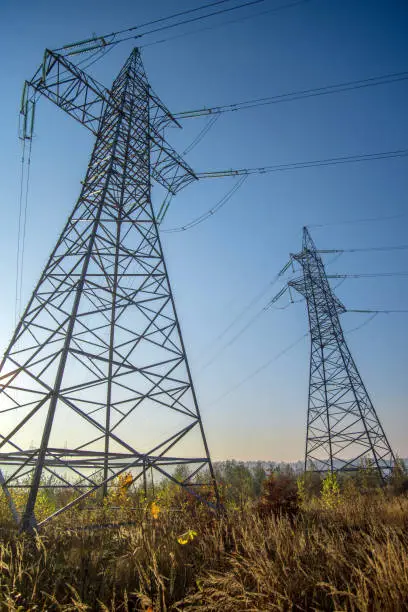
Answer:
291, 250, 305, 262
21, 49, 111, 139
149, 130, 198, 194
20, 48, 198, 195
288, 277, 306, 297
149, 88, 182, 131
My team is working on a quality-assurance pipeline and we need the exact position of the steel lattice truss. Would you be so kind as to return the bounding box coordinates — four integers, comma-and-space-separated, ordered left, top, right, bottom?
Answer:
21, 49, 197, 194
0, 48, 219, 531
289, 227, 395, 479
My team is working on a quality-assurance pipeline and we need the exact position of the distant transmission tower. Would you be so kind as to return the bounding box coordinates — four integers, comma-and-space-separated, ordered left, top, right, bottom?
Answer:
289, 227, 395, 479
0, 47, 220, 531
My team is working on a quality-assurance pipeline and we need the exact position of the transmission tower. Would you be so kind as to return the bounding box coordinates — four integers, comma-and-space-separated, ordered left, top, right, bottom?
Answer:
0, 47, 220, 531
289, 227, 395, 480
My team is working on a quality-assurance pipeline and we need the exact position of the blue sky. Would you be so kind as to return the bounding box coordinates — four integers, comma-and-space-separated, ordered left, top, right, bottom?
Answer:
0, 0, 407, 461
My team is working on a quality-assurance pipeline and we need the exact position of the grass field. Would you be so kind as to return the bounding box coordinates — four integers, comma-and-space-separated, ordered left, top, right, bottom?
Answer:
1, 470, 408, 610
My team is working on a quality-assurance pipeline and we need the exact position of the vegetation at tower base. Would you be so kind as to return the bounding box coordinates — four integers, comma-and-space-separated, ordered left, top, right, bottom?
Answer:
0, 463, 408, 610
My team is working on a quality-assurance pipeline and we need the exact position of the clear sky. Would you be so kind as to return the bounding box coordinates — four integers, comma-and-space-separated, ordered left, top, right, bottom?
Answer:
0, 0, 407, 462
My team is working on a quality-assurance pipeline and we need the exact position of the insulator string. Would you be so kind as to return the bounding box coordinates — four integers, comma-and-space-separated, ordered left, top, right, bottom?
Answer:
15, 138, 27, 325
18, 137, 33, 319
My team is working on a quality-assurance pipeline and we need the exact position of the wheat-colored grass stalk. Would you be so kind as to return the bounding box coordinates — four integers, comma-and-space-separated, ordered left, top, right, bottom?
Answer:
0, 490, 407, 610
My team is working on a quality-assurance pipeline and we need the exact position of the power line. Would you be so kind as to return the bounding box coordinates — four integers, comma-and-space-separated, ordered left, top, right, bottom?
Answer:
268, 297, 303, 310
156, 116, 224, 227
206, 301, 408, 406
200, 259, 292, 359
55, 0, 237, 52
318, 244, 408, 254
162, 175, 247, 233
175, 70, 408, 119
325, 251, 343, 267
344, 313, 379, 334
54, 0, 237, 55
157, 118, 223, 225
182, 115, 220, 156
201, 284, 289, 370
347, 308, 408, 314
141, 0, 311, 49
77, 42, 119, 70
56, 0, 269, 54
207, 332, 308, 406
328, 272, 408, 279
197, 148, 408, 178
111, 0, 271, 45
162, 147, 402, 234
201, 305, 267, 370
164, 192, 407, 242
308, 212, 407, 229
344, 309, 408, 335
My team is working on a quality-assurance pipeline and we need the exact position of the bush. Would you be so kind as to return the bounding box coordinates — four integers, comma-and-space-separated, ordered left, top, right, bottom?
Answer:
321, 471, 340, 508
256, 472, 299, 518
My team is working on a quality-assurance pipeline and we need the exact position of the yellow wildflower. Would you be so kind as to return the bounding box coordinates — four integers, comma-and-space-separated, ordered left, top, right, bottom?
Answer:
120, 472, 133, 489
177, 529, 197, 545
151, 501, 160, 519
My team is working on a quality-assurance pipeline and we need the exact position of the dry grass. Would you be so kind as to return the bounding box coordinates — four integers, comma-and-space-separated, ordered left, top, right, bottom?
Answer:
0, 492, 408, 610
183, 497, 408, 611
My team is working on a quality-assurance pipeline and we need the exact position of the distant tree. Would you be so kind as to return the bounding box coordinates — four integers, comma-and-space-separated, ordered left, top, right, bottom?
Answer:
173, 464, 189, 484
223, 461, 253, 506
389, 456, 408, 495
356, 458, 382, 492
252, 462, 267, 497
300, 468, 322, 498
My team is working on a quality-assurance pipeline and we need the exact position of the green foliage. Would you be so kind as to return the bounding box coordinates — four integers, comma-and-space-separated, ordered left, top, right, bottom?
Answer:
341, 474, 360, 500
321, 471, 340, 508
251, 462, 267, 497
356, 457, 382, 492
297, 474, 306, 506
0, 485, 57, 525
298, 470, 322, 500
214, 460, 267, 506
173, 464, 190, 484
35, 489, 57, 521
389, 456, 408, 495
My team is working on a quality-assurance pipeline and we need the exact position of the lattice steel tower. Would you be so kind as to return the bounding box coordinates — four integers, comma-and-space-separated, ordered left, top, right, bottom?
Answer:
0, 48, 220, 531
289, 227, 395, 479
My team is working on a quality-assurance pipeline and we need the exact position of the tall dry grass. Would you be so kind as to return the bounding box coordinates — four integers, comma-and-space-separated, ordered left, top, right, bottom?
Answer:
0, 492, 407, 610
182, 496, 408, 611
